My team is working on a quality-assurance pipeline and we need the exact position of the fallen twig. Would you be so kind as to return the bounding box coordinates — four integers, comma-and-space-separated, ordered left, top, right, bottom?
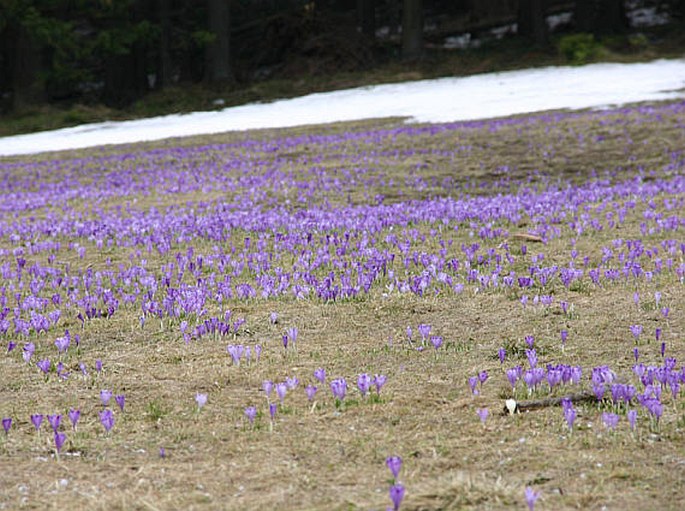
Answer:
511, 233, 544, 243
502, 390, 597, 415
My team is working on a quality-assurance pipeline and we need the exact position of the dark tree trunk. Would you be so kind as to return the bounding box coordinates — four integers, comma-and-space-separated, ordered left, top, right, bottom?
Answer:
596, 0, 627, 34
385, 0, 401, 36
103, 47, 147, 107
9, 24, 44, 109
401, 0, 423, 60
158, 0, 174, 88
675, 0, 685, 20
357, 0, 376, 38
574, 0, 597, 32
206, 0, 234, 84
517, 0, 548, 45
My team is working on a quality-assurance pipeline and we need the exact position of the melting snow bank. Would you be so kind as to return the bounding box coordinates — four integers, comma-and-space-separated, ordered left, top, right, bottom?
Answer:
1, 58, 685, 157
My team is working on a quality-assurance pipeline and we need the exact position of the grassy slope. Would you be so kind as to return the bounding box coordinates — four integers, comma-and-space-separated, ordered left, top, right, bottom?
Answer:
0, 97, 683, 510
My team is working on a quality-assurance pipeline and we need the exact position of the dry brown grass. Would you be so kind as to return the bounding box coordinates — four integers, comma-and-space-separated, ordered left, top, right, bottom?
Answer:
1, 101, 684, 510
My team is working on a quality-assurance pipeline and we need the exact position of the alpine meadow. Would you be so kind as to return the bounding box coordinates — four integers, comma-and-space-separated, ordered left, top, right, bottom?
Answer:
1, 100, 684, 510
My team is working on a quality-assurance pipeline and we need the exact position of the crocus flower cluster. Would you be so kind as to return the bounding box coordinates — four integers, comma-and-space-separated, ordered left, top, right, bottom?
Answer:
226, 343, 262, 366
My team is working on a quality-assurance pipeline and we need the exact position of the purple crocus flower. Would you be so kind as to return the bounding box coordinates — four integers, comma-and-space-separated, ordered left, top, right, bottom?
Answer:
262, 380, 274, 399
417, 324, 431, 341
389, 483, 405, 511
95, 359, 103, 373
115, 395, 125, 412
56, 362, 69, 380
592, 383, 605, 401
54, 432, 67, 453
547, 369, 562, 389
630, 325, 642, 341
560, 330, 568, 345
602, 412, 619, 431
330, 378, 348, 401
430, 336, 443, 350
7, 341, 16, 354
37, 358, 51, 375
269, 312, 278, 324
314, 367, 326, 384
644, 399, 663, 421
357, 373, 371, 397
47, 414, 61, 433
254, 344, 262, 361
570, 366, 582, 385
476, 408, 489, 425
285, 376, 299, 390
386, 455, 402, 479
524, 335, 535, 348
633, 348, 639, 362
373, 374, 387, 394
305, 385, 318, 401
627, 409, 638, 431
79, 362, 88, 376
561, 399, 576, 431
2, 417, 11, 434
31, 414, 43, 432
227, 344, 242, 365
244, 406, 257, 426
660, 341, 666, 358
269, 403, 278, 421
100, 390, 112, 406
498, 347, 506, 364
478, 370, 488, 386
195, 393, 208, 409
506, 367, 520, 390
275, 383, 287, 405
661, 307, 669, 318
159, 447, 166, 458
54, 336, 70, 354
468, 376, 479, 395
68, 409, 80, 430
99, 409, 115, 433
286, 327, 298, 345
525, 487, 540, 511
525, 349, 538, 369
22, 342, 35, 363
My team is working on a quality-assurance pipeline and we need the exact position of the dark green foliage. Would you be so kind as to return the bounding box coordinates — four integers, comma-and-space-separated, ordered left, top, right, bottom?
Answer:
557, 33, 600, 65
1, 1, 685, 117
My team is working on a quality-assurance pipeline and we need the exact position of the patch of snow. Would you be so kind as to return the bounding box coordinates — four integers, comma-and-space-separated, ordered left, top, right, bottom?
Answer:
628, 7, 670, 27
1, 59, 685, 157
547, 11, 572, 31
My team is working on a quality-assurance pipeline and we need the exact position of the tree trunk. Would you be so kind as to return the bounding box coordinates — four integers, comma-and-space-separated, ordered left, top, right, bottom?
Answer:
574, 0, 597, 32
401, 0, 423, 60
206, 0, 234, 84
103, 48, 147, 107
9, 23, 44, 110
596, 0, 627, 34
517, 0, 548, 46
357, 0, 376, 38
157, 0, 174, 88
